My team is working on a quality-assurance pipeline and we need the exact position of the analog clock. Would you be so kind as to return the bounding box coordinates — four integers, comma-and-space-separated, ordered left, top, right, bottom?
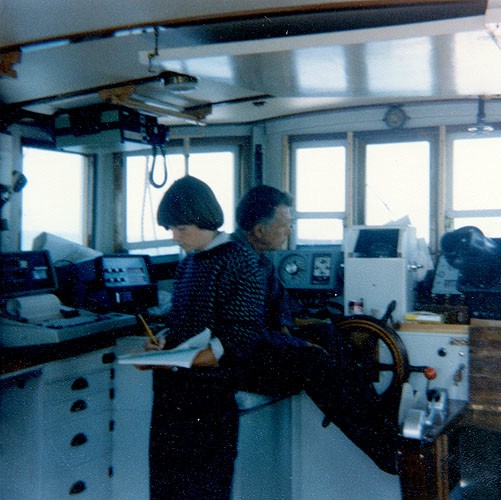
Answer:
383, 106, 408, 129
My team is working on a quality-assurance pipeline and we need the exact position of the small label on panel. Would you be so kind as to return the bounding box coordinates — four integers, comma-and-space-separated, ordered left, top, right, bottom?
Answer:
348, 299, 364, 314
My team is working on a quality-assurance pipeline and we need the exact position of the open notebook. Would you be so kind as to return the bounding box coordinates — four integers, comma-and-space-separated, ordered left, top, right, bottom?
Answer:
117, 328, 211, 368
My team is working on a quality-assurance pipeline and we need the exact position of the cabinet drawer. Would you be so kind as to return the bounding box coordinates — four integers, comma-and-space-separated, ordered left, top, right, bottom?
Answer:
42, 414, 112, 468
43, 349, 115, 383
40, 454, 112, 500
43, 389, 112, 429
43, 369, 113, 404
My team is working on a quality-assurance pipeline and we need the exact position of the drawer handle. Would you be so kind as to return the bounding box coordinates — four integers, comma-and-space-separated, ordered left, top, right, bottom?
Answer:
102, 352, 116, 364
70, 399, 87, 412
71, 377, 89, 391
70, 433, 88, 447
69, 480, 86, 494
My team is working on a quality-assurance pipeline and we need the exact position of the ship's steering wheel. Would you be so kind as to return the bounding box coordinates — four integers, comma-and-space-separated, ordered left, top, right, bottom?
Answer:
334, 314, 411, 420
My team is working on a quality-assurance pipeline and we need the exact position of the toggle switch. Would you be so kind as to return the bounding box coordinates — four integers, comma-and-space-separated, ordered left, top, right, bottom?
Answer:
424, 366, 437, 395
424, 366, 437, 380
453, 363, 466, 385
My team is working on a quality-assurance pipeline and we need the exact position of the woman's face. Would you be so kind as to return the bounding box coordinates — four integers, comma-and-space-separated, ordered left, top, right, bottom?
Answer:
169, 224, 215, 253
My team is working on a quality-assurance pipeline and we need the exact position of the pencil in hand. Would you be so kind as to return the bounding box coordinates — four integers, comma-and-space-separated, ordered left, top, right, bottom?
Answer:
137, 314, 159, 346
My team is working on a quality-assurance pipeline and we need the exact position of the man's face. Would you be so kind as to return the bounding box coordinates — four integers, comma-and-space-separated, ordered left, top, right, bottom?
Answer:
256, 204, 293, 251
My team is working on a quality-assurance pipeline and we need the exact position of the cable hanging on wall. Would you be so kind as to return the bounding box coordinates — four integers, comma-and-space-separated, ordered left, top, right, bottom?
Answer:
147, 26, 160, 74
141, 158, 158, 244
148, 144, 168, 188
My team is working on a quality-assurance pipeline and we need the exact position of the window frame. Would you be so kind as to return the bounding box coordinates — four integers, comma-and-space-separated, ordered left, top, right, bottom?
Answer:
122, 137, 247, 255
445, 128, 501, 235
354, 128, 439, 251
20, 141, 94, 249
289, 134, 348, 245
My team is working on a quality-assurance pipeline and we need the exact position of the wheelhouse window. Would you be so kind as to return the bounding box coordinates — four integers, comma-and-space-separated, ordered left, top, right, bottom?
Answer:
291, 139, 346, 244
125, 145, 237, 255
447, 134, 501, 237
361, 137, 432, 243
21, 147, 91, 250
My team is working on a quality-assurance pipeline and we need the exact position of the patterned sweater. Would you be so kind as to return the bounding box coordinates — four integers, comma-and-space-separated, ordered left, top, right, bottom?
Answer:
163, 239, 266, 370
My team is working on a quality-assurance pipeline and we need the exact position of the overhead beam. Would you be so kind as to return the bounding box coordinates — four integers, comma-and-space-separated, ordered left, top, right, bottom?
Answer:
0, 1, 487, 51
0, 50, 21, 78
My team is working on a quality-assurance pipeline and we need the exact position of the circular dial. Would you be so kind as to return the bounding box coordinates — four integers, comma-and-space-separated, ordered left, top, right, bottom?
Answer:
278, 254, 307, 287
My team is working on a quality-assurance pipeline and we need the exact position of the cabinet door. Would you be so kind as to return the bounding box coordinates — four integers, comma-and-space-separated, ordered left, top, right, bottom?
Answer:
0, 370, 43, 500
290, 393, 401, 500
232, 397, 293, 500
111, 337, 152, 500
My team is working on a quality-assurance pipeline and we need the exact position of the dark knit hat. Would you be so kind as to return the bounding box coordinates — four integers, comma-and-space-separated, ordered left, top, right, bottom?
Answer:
157, 175, 224, 230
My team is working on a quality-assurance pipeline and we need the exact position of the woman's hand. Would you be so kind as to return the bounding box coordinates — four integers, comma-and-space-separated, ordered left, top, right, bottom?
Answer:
136, 339, 219, 370
144, 336, 166, 351
192, 346, 219, 367
134, 336, 167, 371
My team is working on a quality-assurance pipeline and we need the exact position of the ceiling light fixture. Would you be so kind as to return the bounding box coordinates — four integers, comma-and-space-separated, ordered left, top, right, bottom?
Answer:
98, 85, 210, 126
161, 72, 198, 93
467, 96, 494, 134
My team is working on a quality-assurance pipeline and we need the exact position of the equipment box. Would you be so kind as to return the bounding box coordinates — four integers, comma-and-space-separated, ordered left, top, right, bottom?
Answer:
54, 104, 168, 153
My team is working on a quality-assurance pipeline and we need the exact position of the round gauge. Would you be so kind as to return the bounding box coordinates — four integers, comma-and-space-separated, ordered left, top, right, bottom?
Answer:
312, 255, 331, 284
383, 105, 408, 129
278, 253, 307, 288
285, 260, 300, 275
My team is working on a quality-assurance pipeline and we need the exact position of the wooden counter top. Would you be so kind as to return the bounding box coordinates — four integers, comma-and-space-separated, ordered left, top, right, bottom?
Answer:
396, 323, 469, 334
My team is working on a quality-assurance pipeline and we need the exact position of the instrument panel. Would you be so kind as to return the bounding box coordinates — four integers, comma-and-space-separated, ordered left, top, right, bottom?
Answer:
272, 247, 342, 291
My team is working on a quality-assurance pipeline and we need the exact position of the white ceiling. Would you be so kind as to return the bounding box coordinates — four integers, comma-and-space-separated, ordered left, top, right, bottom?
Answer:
1, 0, 500, 127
